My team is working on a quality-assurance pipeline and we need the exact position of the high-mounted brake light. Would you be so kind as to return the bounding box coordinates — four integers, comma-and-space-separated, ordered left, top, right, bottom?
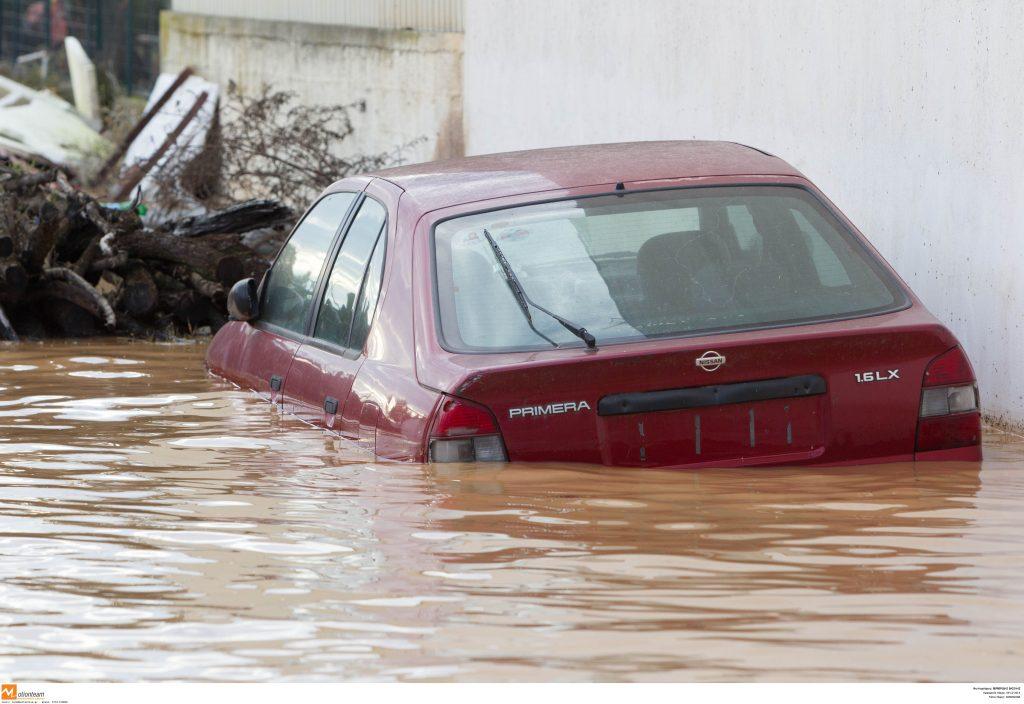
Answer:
428, 395, 508, 463
916, 346, 981, 453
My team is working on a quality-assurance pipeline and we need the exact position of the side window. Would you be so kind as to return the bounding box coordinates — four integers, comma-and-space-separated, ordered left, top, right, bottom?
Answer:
313, 198, 387, 349
348, 232, 387, 351
261, 193, 356, 333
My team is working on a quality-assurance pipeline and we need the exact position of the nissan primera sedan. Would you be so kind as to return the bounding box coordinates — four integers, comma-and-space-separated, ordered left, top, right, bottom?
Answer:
207, 141, 981, 467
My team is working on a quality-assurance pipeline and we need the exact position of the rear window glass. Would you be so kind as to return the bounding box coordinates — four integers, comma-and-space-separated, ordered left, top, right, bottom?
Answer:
433, 186, 906, 352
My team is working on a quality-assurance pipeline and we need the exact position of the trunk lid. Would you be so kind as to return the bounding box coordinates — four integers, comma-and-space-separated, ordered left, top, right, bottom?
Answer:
444, 309, 955, 467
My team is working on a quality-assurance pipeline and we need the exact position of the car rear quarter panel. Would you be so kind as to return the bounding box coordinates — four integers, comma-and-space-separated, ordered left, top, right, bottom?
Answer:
355, 179, 441, 461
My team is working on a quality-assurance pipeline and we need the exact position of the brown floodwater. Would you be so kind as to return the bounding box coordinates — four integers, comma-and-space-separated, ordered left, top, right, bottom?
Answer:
0, 340, 1022, 682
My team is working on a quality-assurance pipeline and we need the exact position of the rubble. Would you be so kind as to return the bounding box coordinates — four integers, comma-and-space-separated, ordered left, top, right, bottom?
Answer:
0, 74, 112, 170
0, 157, 291, 341
0, 61, 415, 342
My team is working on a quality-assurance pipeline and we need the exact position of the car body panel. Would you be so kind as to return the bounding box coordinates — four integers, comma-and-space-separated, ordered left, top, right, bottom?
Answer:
206, 320, 300, 406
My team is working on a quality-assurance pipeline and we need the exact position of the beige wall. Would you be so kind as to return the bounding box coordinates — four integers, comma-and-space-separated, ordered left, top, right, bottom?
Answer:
160, 11, 464, 164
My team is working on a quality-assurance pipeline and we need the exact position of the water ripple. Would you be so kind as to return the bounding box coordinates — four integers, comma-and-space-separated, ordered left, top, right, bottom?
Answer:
0, 340, 1021, 681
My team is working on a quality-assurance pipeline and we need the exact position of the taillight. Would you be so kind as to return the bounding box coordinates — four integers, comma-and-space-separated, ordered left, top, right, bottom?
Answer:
922, 345, 975, 387
428, 395, 507, 463
916, 346, 981, 453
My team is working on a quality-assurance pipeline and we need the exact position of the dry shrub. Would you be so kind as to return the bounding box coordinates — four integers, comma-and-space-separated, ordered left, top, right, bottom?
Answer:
150, 81, 423, 213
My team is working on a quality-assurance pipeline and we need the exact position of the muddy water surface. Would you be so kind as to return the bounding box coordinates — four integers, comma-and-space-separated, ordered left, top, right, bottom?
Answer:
0, 340, 1022, 681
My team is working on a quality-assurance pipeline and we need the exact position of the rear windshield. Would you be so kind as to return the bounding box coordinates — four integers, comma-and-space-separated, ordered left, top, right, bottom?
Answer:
433, 186, 907, 352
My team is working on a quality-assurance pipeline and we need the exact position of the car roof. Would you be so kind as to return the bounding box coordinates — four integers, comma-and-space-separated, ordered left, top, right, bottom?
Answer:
364, 140, 803, 212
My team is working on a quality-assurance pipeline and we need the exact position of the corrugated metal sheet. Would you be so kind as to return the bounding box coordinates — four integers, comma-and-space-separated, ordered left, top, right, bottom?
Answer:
168, 0, 464, 32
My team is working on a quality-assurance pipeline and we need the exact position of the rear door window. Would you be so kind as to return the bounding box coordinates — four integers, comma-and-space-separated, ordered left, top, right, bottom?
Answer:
348, 233, 387, 351
313, 198, 387, 349
261, 192, 356, 334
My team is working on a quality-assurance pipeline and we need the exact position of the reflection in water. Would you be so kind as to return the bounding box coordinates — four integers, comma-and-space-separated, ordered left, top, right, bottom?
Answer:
0, 341, 1022, 681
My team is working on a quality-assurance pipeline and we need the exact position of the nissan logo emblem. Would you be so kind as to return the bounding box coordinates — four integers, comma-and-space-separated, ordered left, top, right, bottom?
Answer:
696, 350, 726, 371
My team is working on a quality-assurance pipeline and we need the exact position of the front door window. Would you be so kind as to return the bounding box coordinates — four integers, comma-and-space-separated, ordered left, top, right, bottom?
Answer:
261, 192, 356, 334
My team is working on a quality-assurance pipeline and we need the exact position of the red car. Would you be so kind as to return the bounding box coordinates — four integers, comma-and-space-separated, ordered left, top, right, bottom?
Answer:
207, 141, 981, 467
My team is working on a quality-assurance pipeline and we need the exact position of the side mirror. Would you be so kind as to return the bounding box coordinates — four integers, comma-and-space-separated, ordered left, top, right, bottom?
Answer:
227, 278, 259, 321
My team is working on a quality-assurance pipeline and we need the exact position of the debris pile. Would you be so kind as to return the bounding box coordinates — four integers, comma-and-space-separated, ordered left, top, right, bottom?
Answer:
0, 157, 292, 341
0, 39, 419, 341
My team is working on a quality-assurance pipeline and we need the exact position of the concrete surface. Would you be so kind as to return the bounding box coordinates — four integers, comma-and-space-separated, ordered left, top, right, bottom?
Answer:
161, 11, 464, 164
170, 0, 464, 33
463, 0, 1024, 430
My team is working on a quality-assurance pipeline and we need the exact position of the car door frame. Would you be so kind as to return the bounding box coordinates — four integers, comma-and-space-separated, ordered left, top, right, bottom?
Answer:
246, 181, 369, 403
275, 180, 397, 444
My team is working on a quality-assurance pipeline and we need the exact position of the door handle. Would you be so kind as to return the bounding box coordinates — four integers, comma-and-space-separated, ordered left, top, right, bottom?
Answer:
324, 396, 339, 415
269, 375, 283, 392
323, 396, 340, 430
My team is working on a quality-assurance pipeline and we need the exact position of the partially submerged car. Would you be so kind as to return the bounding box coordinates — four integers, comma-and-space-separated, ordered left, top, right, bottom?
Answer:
207, 141, 981, 467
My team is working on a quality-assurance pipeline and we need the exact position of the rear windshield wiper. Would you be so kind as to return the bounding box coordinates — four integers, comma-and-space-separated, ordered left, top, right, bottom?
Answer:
482, 229, 597, 349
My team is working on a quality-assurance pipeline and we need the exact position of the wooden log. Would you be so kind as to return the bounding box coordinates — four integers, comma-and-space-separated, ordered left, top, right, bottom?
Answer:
84, 200, 140, 237
42, 267, 116, 328
9, 310, 44, 340
88, 251, 129, 273
160, 288, 199, 320
71, 233, 102, 276
169, 199, 294, 237
161, 288, 221, 330
0, 301, 17, 341
115, 313, 169, 340
40, 298, 101, 338
183, 232, 270, 285
95, 270, 124, 306
121, 267, 159, 318
116, 229, 244, 286
22, 201, 65, 272
215, 256, 244, 287
0, 235, 12, 258
164, 265, 226, 308
187, 269, 225, 306
0, 262, 28, 301
0, 169, 57, 192
151, 268, 188, 293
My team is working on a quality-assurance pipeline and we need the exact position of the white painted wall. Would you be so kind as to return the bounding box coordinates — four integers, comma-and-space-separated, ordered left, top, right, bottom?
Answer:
464, 0, 1024, 428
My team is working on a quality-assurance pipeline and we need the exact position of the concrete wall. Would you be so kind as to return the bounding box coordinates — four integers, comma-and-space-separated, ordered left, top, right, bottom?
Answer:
161, 11, 463, 164
169, 0, 464, 33
464, 0, 1024, 429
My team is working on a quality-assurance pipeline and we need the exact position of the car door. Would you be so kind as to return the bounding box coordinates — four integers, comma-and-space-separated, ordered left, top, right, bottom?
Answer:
284, 194, 388, 444
231, 191, 359, 403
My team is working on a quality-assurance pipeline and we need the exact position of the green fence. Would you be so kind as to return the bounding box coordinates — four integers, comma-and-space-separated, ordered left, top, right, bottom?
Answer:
0, 0, 167, 95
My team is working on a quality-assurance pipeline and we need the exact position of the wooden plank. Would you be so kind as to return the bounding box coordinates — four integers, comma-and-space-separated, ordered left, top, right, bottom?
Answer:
91, 66, 195, 186
114, 90, 209, 201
